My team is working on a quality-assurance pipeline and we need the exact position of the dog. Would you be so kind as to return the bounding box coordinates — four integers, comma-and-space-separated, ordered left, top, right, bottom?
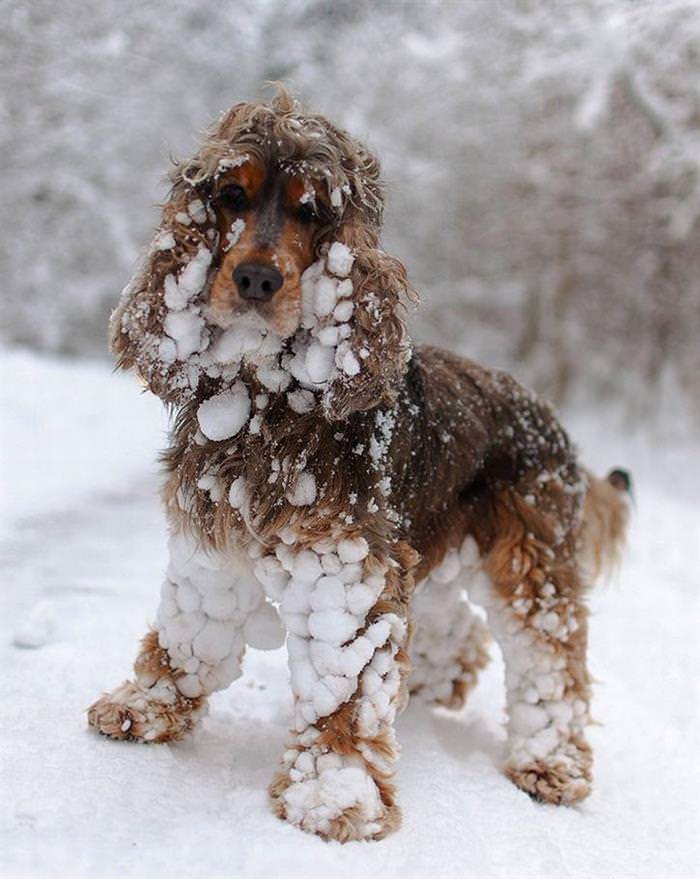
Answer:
88, 87, 630, 842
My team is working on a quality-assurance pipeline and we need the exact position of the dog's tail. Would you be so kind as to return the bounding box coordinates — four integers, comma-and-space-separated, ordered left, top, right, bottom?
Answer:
579, 468, 633, 583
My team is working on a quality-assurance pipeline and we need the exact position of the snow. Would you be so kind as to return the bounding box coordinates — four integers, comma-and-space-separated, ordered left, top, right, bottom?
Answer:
196, 383, 250, 441
225, 218, 246, 250
162, 246, 212, 311
337, 536, 369, 564
326, 242, 354, 278
163, 307, 206, 360
286, 472, 318, 507
153, 230, 176, 251
0, 348, 167, 541
305, 343, 335, 384
1, 349, 698, 877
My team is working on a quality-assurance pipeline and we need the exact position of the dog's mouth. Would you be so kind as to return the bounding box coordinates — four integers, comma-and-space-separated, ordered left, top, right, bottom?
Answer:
201, 307, 291, 369
205, 278, 304, 342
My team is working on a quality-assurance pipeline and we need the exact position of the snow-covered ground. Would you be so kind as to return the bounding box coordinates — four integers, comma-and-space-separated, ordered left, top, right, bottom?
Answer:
1, 349, 698, 879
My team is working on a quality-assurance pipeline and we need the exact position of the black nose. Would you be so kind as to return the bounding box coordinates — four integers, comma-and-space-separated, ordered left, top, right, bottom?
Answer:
233, 263, 283, 302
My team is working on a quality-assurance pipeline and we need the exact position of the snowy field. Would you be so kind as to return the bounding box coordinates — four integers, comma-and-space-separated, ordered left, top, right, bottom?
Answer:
1, 348, 698, 879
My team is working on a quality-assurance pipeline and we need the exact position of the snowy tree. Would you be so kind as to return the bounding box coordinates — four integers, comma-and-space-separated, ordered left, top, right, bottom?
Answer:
1, 0, 697, 418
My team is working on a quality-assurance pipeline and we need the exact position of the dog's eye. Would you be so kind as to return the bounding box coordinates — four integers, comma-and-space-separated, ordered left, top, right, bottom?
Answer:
297, 201, 317, 223
218, 184, 247, 211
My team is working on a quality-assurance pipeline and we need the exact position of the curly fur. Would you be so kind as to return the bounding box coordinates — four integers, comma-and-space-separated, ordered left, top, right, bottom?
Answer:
91, 86, 630, 843
111, 87, 413, 414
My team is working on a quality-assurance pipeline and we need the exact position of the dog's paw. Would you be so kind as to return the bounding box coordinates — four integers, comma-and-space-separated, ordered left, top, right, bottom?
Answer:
269, 751, 400, 842
505, 739, 592, 805
87, 679, 204, 744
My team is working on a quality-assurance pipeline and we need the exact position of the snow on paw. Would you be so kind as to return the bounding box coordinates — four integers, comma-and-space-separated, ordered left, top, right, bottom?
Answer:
269, 753, 399, 842
87, 679, 204, 744
505, 740, 592, 805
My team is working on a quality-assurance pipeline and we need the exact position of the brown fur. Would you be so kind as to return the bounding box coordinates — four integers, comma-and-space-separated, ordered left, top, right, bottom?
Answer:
88, 633, 205, 744
580, 472, 631, 581
92, 86, 631, 841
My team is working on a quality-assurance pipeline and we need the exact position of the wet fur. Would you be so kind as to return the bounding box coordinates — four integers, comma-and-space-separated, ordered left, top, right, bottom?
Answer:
93, 86, 630, 840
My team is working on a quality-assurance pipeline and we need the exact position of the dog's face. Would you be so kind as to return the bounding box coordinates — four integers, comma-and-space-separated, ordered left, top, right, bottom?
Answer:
207, 158, 326, 338
111, 90, 415, 415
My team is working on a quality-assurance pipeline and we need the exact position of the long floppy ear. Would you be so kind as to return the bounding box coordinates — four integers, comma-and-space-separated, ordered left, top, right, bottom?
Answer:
320, 216, 415, 422
109, 168, 218, 405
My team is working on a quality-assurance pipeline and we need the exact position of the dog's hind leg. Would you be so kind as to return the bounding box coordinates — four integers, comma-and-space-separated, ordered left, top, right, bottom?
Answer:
88, 530, 284, 743
266, 536, 416, 842
408, 547, 490, 709
468, 476, 593, 806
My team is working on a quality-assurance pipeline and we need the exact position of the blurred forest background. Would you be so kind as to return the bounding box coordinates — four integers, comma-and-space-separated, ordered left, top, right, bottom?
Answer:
2, 0, 698, 422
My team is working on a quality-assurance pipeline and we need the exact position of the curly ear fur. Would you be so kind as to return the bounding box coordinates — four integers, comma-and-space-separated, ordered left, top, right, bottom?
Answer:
321, 217, 414, 421
110, 85, 416, 413
110, 173, 219, 406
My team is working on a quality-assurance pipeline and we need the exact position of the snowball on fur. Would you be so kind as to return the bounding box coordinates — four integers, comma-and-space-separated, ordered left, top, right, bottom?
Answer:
287, 472, 318, 507
197, 383, 250, 441
327, 242, 355, 278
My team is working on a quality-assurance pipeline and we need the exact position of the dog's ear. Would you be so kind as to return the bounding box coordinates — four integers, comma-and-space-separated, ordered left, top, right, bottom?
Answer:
320, 216, 415, 422
110, 172, 218, 405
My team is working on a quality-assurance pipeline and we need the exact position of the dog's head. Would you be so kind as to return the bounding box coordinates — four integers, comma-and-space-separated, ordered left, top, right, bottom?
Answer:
112, 86, 415, 420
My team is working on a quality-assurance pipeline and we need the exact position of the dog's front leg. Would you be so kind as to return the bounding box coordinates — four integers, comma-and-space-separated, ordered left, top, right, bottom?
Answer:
261, 535, 414, 842
88, 529, 283, 743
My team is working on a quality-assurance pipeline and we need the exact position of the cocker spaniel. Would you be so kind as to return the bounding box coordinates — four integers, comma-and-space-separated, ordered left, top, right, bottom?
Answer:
88, 87, 630, 842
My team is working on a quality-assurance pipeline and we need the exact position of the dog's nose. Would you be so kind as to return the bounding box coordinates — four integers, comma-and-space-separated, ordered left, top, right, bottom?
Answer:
233, 263, 283, 302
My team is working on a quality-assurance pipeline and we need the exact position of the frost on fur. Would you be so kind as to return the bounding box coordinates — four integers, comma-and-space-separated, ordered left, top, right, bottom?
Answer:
89, 532, 285, 743
263, 538, 409, 840
409, 546, 491, 709
465, 535, 593, 805
155, 532, 285, 699
94, 89, 620, 844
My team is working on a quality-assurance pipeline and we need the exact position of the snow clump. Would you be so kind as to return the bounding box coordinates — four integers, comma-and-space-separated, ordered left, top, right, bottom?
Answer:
196, 383, 250, 441
154, 532, 285, 699
255, 535, 407, 835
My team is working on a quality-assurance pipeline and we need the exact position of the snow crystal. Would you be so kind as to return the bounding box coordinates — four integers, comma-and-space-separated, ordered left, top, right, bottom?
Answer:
308, 610, 358, 645
337, 537, 369, 564
225, 218, 246, 250
256, 363, 290, 392
158, 337, 177, 364
253, 556, 289, 600
332, 300, 353, 323
316, 325, 340, 347
292, 550, 323, 583
187, 199, 207, 224
326, 242, 354, 278
197, 383, 250, 441
153, 230, 176, 251
228, 476, 248, 509
209, 325, 279, 364
163, 308, 205, 360
313, 276, 338, 316
287, 472, 317, 507
339, 348, 360, 377
305, 343, 335, 384
162, 247, 211, 318
287, 389, 316, 414
337, 278, 353, 299
217, 154, 249, 175
201, 588, 237, 620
